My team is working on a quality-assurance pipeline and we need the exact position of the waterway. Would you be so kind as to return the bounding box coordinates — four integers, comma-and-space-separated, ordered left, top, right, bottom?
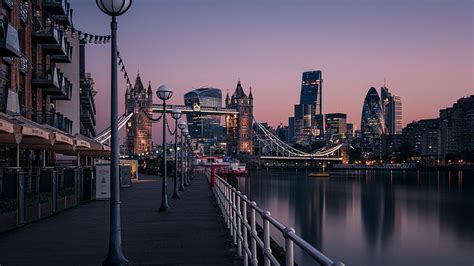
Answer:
236, 169, 474, 265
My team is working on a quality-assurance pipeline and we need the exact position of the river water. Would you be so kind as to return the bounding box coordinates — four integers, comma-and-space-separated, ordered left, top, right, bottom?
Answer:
236, 169, 474, 266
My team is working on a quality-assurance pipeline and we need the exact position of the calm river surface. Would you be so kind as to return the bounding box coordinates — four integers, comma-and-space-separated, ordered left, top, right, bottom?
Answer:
236, 169, 474, 266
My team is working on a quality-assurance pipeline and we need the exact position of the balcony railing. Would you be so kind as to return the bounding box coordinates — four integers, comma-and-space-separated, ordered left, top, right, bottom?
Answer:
0, 16, 21, 57
51, 3, 72, 26
20, 3, 28, 25
32, 110, 72, 134
19, 54, 28, 75
50, 40, 72, 62
42, 34, 67, 56
50, 77, 72, 101
32, 64, 60, 89
42, 0, 67, 16
32, 21, 61, 45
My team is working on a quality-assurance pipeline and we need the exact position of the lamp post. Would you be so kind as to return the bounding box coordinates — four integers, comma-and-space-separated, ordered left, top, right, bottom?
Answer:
171, 107, 182, 199
157, 85, 173, 211
96, 1, 132, 265
177, 121, 187, 191
182, 128, 189, 187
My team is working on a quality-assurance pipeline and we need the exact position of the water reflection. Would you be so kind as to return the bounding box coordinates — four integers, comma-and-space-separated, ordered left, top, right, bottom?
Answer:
238, 169, 474, 266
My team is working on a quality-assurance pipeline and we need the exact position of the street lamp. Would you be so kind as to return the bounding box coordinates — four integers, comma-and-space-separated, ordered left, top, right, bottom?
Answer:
171, 107, 182, 199
182, 128, 189, 187
157, 85, 173, 212
95, 0, 132, 265
178, 121, 187, 191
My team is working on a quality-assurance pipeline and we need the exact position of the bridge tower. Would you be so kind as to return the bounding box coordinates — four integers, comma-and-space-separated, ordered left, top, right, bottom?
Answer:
125, 74, 153, 156
225, 81, 253, 155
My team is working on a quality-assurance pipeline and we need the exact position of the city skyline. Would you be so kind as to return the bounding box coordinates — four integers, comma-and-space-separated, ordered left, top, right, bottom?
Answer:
68, 0, 473, 143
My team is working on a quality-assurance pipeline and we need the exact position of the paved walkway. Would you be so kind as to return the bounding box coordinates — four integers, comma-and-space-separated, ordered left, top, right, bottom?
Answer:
0, 174, 239, 265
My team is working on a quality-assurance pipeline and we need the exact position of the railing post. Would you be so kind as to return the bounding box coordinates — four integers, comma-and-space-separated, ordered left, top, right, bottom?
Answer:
283, 227, 295, 266
262, 211, 272, 266
225, 185, 230, 229
229, 187, 234, 236
242, 195, 249, 266
232, 188, 237, 245
236, 191, 242, 256
250, 201, 258, 266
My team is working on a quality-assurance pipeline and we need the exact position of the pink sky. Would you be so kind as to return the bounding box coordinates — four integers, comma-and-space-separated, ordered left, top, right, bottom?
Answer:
69, 0, 473, 143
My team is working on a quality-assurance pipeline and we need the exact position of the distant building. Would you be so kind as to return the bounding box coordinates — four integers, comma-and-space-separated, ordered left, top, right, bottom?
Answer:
225, 81, 253, 155
381, 86, 402, 134
361, 87, 385, 143
325, 113, 347, 137
346, 123, 354, 139
403, 118, 440, 163
380, 134, 404, 161
439, 96, 474, 159
125, 75, 153, 156
288, 117, 295, 144
300, 70, 323, 116
276, 124, 288, 142
184, 88, 224, 141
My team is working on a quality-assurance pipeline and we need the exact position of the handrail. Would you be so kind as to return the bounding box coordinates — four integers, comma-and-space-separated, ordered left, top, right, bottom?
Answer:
208, 170, 345, 266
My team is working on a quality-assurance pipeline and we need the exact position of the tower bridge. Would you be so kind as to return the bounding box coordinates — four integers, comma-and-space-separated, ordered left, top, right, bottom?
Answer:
94, 79, 343, 161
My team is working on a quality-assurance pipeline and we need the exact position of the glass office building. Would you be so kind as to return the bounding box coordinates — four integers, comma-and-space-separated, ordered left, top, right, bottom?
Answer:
361, 87, 385, 142
184, 88, 224, 140
300, 70, 322, 115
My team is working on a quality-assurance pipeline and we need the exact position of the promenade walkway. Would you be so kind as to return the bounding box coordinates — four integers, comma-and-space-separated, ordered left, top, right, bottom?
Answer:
0, 174, 239, 265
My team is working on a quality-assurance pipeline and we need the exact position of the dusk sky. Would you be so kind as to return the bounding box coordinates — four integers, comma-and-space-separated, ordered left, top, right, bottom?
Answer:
69, 0, 473, 143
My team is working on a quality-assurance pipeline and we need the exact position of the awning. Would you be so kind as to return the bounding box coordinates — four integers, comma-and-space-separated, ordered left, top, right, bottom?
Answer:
42, 124, 75, 154
75, 134, 110, 157
0, 117, 22, 146
7, 114, 54, 149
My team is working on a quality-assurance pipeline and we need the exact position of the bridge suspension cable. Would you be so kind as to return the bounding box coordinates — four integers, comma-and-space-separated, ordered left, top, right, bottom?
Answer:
253, 119, 343, 158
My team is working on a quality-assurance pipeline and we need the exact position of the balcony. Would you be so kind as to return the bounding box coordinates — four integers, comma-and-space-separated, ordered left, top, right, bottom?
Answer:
32, 22, 61, 44
50, 77, 72, 101
0, 16, 21, 57
32, 110, 72, 134
19, 55, 28, 75
20, 3, 28, 25
32, 64, 60, 89
42, 35, 67, 56
50, 40, 72, 63
80, 109, 95, 127
42, 0, 67, 16
51, 3, 73, 26
2, 0, 13, 10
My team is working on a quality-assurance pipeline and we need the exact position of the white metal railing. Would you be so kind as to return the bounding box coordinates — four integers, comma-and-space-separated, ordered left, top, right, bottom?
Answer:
208, 172, 345, 266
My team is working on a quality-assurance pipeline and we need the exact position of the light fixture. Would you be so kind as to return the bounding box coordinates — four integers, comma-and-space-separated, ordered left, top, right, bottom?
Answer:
157, 85, 173, 101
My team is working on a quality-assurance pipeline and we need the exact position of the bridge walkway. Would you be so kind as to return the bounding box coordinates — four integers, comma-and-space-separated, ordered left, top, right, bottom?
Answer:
0, 174, 239, 265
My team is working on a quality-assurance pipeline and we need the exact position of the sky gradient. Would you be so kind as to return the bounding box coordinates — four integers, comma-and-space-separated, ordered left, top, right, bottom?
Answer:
69, 0, 473, 143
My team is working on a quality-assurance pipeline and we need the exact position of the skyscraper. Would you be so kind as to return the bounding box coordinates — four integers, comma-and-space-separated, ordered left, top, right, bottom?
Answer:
381, 87, 402, 134
361, 87, 385, 142
300, 70, 323, 115
184, 87, 223, 140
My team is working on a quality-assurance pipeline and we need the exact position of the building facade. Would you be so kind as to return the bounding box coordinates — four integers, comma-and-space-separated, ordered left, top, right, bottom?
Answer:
225, 81, 253, 155
125, 74, 153, 156
325, 113, 347, 137
361, 87, 385, 143
184, 87, 224, 140
403, 118, 440, 160
439, 96, 474, 159
381, 86, 402, 134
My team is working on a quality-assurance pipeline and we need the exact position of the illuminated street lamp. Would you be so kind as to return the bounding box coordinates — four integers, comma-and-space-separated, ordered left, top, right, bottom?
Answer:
95, 0, 132, 265
178, 121, 187, 191
157, 85, 173, 212
171, 107, 182, 198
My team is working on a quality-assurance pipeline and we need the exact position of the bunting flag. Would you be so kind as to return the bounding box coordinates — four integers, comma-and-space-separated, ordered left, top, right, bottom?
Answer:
67, 26, 111, 45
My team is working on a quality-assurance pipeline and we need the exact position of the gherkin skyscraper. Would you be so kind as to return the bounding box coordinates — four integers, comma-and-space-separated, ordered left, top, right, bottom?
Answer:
361, 87, 385, 142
